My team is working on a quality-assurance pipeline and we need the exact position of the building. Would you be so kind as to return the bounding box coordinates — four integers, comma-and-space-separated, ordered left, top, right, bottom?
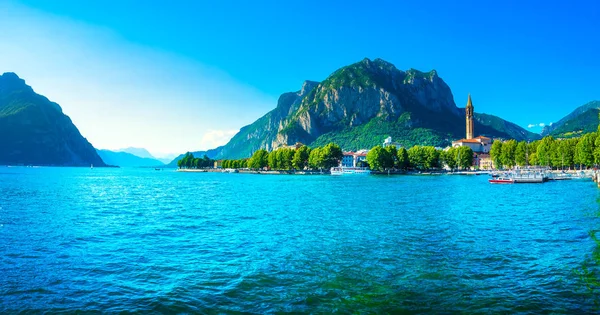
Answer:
341, 152, 355, 167
476, 154, 494, 170
340, 150, 369, 167
383, 136, 403, 149
451, 94, 494, 169
214, 160, 223, 168
465, 94, 474, 139
452, 136, 492, 154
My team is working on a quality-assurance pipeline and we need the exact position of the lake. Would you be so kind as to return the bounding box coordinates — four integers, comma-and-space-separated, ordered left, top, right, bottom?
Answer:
1, 167, 599, 313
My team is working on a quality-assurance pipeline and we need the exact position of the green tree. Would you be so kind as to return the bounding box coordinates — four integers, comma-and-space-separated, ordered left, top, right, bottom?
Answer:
308, 147, 323, 170
396, 147, 409, 170
292, 146, 310, 170
366, 146, 390, 171
500, 139, 517, 169
528, 152, 538, 166
515, 141, 527, 167
536, 136, 554, 167
455, 146, 473, 169
282, 148, 294, 170
423, 146, 440, 169
249, 149, 269, 169
384, 146, 398, 169
490, 141, 503, 169
594, 134, 600, 165
267, 151, 277, 169
577, 133, 596, 167
440, 148, 457, 170
321, 143, 343, 169
407, 146, 426, 170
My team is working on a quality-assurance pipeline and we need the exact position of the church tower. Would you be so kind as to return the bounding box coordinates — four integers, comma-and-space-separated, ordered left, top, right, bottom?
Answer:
465, 94, 474, 139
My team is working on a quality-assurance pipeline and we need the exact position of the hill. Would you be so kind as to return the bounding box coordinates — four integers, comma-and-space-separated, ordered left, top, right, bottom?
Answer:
116, 147, 155, 159
96, 149, 165, 167
542, 101, 600, 137
0, 72, 106, 166
208, 58, 538, 159
549, 108, 599, 138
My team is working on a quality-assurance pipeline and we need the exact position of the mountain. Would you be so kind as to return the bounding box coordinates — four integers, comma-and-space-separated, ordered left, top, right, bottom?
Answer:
0, 72, 106, 166
549, 108, 599, 138
542, 100, 600, 137
202, 58, 538, 159
96, 149, 164, 167
165, 146, 224, 168
116, 147, 155, 159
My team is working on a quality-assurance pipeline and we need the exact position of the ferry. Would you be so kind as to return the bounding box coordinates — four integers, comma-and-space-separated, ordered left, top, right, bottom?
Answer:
488, 177, 514, 184
330, 167, 371, 175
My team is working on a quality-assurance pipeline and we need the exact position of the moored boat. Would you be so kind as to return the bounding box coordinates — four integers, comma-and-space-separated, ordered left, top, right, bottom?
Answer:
489, 177, 514, 184
330, 167, 371, 175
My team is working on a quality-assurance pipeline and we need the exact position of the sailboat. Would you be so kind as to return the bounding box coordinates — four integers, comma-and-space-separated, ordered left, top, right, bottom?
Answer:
90, 164, 93, 169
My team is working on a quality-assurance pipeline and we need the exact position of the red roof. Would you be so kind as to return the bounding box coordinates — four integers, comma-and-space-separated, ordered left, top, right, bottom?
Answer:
453, 139, 483, 144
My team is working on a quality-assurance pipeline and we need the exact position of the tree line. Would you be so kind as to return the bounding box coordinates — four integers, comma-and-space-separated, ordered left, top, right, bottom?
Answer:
489, 130, 600, 169
244, 143, 343, 170
177, 152, 214, 169
366, 145, 473, 171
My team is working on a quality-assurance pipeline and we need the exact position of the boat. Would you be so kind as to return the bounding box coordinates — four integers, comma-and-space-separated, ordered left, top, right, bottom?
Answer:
330, 167, 371, 175
222, 168, 239, 173
90, 164, 93, 169
489, 177, 514, 184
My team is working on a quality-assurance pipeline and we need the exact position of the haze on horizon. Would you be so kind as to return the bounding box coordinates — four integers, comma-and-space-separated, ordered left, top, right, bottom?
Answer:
1, 0, 598, 157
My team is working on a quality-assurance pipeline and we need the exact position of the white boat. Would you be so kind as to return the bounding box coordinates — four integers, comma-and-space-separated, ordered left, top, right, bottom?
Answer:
222, 168, 239, 173
330, 167, 371, 175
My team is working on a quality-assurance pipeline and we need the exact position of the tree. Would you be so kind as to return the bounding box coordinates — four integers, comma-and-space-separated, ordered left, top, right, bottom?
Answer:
321, 143, 343, 169
423, 146, 440, 169
308, 147, 323, 170
275, 149, 285, 170
455, 146, 473, 169
490, 141, 503, 169
249, 149, 268, 169
536, 136, 554, 167
384, 146, 397, 169
407, 146, 426, 170
267, 151, 277, 169
282, 148, 294, 170
528, 142, 539, 166
292, 146, 310, 170
594, 134, 600, 166
396, 147, 409, 170
515, 141, 527, 167
440, 148, 457, 170
500, 139, 517, 169
366, 146, 389, 171
577, 133, 596, 167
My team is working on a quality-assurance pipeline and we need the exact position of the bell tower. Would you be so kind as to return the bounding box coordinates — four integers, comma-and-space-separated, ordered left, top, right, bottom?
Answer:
465, 94, 474, 139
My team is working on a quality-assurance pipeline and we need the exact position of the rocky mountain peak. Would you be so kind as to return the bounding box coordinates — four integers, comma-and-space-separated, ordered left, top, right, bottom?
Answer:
0, 72, 31, 93
300, 80, 319, 96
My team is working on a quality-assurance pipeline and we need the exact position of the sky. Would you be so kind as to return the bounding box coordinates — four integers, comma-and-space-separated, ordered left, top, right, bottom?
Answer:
1, 0, 599, 157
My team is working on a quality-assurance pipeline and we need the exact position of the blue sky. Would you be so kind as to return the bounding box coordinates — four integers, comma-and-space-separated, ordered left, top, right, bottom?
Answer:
1, 0, 598, 156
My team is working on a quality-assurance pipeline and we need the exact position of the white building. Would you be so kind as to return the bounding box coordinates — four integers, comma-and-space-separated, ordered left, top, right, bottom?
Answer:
383, 136, 403, 149
451, 136, 492, 153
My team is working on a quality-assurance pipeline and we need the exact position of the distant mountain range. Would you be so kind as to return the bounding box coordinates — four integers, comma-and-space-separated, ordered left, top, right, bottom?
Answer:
165, 146, 224, 168
172, 58, 540, 161
96, 149, 165, 167
0, 72, 106, 166
114, 147, 173, 164
542, 100, 600, 138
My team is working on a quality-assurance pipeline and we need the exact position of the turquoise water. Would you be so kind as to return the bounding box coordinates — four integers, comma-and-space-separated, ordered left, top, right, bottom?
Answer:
1, 167, 600, 313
